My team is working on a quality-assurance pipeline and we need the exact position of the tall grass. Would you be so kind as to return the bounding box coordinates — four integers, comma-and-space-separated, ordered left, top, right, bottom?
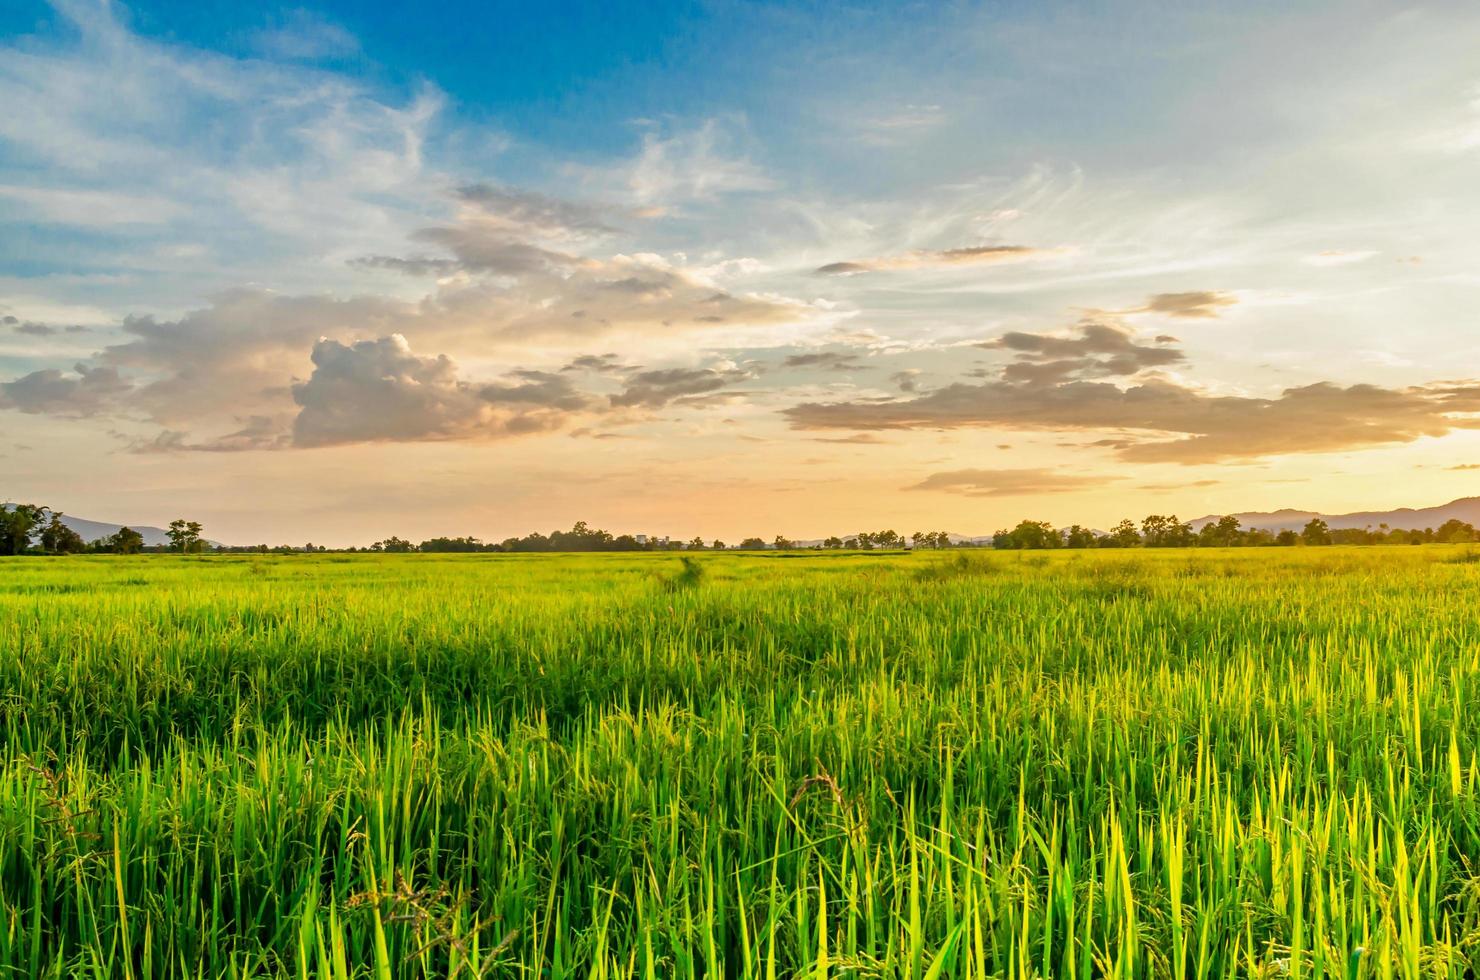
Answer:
0, 547, 1478, 976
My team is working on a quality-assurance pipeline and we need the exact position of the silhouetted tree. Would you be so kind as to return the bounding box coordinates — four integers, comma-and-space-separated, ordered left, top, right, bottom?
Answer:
39, 513, 85, 554
166, 519, 204, 553
1301, 518, 1332, 546
1063, 525, 1098, 548
0, 503, 45, 555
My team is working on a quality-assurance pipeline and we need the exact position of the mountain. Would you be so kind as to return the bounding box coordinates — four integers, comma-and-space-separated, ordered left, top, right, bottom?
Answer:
3, 505, 182, 548
1191, 496, 1480, 534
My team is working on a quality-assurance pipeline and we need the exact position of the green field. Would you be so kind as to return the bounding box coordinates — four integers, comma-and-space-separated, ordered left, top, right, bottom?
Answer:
2, 547, 1480, 977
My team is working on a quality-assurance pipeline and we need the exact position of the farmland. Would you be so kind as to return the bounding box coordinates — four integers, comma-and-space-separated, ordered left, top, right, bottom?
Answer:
1, 547, 1479, 977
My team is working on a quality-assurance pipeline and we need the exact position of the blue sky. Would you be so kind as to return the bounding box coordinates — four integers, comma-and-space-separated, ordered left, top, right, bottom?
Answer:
3, 0, 1480, 544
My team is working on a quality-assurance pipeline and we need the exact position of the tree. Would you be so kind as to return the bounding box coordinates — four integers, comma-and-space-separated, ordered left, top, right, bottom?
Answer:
1275, 529, 1299, 546
711, 539, 727, 551
1301, 518, 1332, 546
1063, 525, 1098, 549
1437, 519, 1476, 543
167, 519, 205, 553
39, 513, 85, 554
0, 503, 46, 555
994, 520, 1061, 550
1102, 519, 1141, 548
99, 527, 144, 554
1142, 514, 1194, 547
687, 536, 707, 550
739, 537, 766, 550
375, 536, 416, 553
822, 536, 843, 549
773, 535, 793, 550
1198, 515, 1244, 548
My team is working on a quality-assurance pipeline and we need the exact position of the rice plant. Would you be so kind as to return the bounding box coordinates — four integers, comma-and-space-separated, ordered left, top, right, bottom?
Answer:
1, 546, 1478, 977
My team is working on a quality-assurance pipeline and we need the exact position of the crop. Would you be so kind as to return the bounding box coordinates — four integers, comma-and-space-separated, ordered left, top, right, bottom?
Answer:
0, 546, 1478, 977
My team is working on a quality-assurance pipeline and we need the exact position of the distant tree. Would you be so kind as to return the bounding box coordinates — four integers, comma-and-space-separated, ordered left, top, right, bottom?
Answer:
1142, 514, 1194, 547
1198, 515, 1244, 547
39, 513, 85, 554
1275, 529, 1299, 546
843, 537, 859, 549
1063, 524, 1098, 549
773, 535, 793, 550
930, 531, 952, 549
166, 519, 204, 553
711, 539, 727, 551
0, 503, 46, 555
1301, 518, 1332, 546
1437, 519, 1476, 543
874, 530, 901, 549
854, 532, 874, 551
994, 520, 1061, 550
1099, 519, 1141, 548
420, 536, 485, 553
687, 536, 706, 550
739, 537, 766, 550
911, 531, 925, 549
822, 536, 843, 549
100, 527, 145, 554
375, 536, 416, 553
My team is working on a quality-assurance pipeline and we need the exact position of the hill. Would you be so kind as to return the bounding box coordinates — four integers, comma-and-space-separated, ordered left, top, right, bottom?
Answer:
1192, 496, 1480, 533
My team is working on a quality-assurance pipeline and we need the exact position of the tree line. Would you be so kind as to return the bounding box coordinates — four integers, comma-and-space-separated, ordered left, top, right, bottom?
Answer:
990, 514, 1480, 549
5, 500, 1478, 557
1, 503, 207, 555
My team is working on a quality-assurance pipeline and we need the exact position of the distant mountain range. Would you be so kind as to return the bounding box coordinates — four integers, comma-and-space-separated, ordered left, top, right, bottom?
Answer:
1190, 496, 1480, 534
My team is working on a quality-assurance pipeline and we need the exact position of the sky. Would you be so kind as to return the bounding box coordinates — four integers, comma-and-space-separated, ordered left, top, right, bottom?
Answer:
3, 0, 1480, 546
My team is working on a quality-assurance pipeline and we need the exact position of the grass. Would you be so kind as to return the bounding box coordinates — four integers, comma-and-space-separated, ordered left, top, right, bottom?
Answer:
1, 546, 1479, 977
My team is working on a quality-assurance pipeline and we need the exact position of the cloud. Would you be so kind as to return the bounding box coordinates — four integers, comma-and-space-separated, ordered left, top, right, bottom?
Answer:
782, 351, 863, 371
890, 369, 921, 392
907, 468, 1108, 497
981, 320, 1184, 383
610, 366, 750, 409
562, 353, 634, 374
815, 244, 1053, 275
251, 9, 360, 61
454, 184, 619, 237
786, 375, 1480, 464
1134, 292, 1237, 319
854, 104, 948, 145
292, 335, 596, 447
1304, 250, 1379, 267
573, 119, 775, 209
0, 363, 132, 417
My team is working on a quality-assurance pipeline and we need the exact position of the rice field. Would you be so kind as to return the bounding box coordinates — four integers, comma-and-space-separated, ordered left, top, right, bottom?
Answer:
2, 546, 1480, 978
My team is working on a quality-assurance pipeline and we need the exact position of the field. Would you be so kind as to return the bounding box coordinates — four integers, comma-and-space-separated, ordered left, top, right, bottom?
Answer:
2, 547, 1480, 978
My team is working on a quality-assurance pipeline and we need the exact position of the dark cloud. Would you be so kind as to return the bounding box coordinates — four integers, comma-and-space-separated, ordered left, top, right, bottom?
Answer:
349, 255, 463, 277
562, 353, 634, 374
610, 367, 750, 409
291, 335, 594, 447
983, 321, 1184, 382
907, 468, 1108, 497
15, 322, 58, 336
782, 351, 862, 371
454, 184, 618, 236
815, 244, 1052, 276
786, 375, 1480, 464
0, 364, 131, 417
1138, 292, 1236, 319
890, 369, 921, 392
